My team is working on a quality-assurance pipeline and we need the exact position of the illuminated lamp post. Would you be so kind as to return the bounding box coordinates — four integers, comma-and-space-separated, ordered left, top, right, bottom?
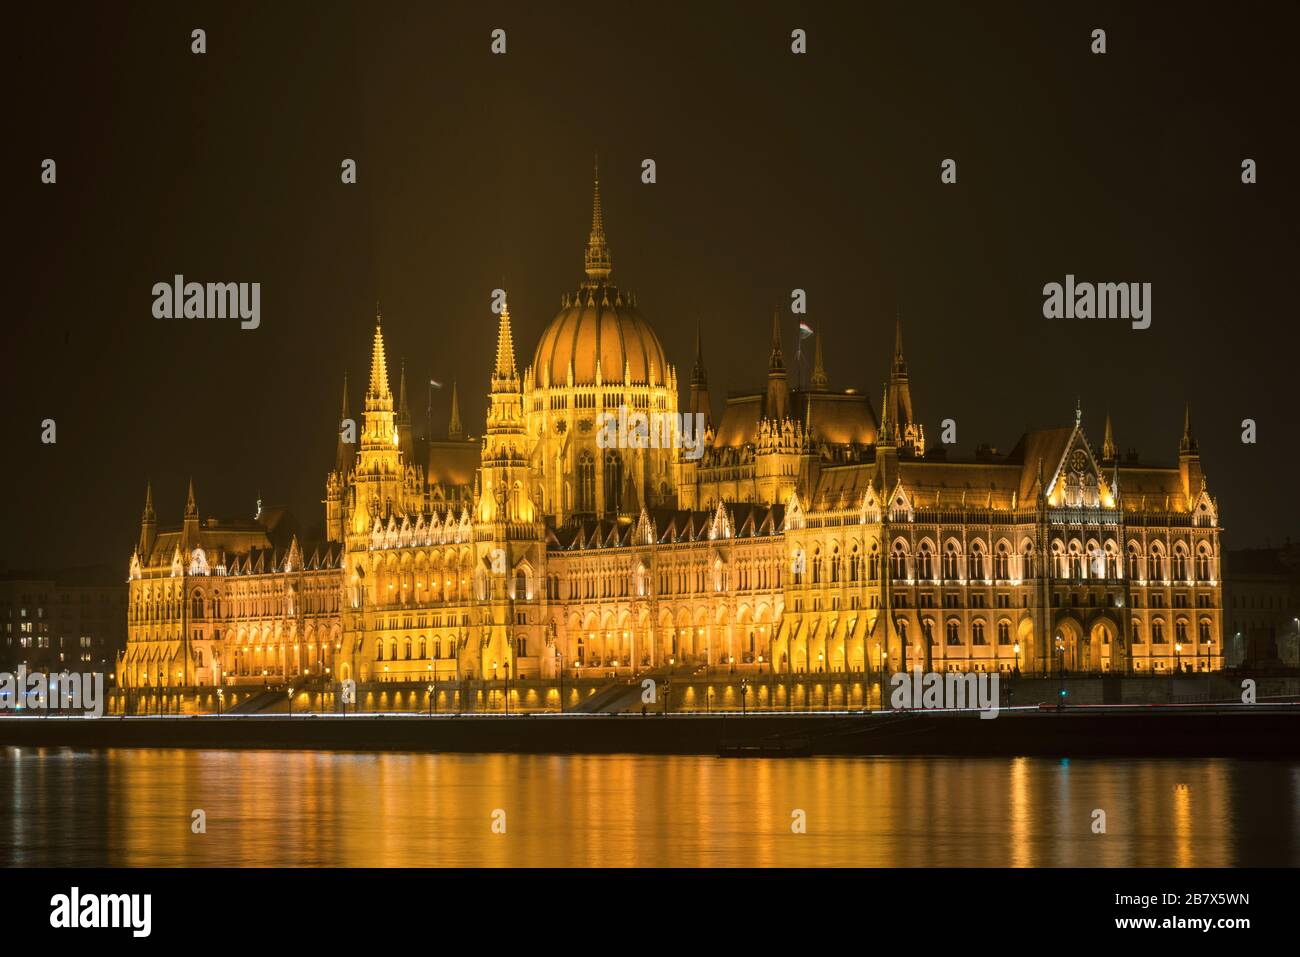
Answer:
287, 686, 294, 718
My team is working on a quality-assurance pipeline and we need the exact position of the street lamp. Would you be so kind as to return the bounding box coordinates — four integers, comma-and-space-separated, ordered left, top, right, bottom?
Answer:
427, 683, 435, 717
741, 678, 749, 716
1175, 641, 1182, 674
217, 687, 224, 716
556, 650, 564, 715
287, 687, 294, 718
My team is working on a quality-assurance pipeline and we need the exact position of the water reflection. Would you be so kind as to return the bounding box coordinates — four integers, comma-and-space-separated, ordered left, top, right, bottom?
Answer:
1, 748, 1296, 867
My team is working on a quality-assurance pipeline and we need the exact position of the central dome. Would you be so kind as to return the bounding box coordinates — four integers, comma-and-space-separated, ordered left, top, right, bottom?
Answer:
530, 167, 668, 389
532, 293, 667, 389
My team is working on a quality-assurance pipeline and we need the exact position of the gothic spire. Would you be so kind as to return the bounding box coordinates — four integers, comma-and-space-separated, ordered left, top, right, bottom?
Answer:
1102, 412, 1117, 461
1180, 403, 1197, 454
448, 381, 463, 440
185, 477, 198, 517
142, 481, 155, 523
584, 158, 612, 282
810, 329, 828, 391
493, 303, 518, 382
368, 309, 390, 399
335, 372, 355, 475
769, 309, 785, 372
397, 360, 409, 414
691, 321, 707, 387
892, 310, 907, 376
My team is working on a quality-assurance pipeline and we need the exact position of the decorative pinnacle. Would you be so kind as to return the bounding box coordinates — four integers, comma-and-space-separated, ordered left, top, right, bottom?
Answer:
584, 158, 612, 281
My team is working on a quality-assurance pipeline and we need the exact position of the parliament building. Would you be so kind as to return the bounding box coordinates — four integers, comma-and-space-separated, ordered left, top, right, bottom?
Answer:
119, 174, 1225, 694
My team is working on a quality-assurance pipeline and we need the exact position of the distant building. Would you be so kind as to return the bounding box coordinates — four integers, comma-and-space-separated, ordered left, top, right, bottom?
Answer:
119, 169, 1226, 690
1224, 545, 1300, 668
0, 566, 126, 677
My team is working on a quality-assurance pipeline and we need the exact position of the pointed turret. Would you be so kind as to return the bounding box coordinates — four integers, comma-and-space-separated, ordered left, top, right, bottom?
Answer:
583, 158, 612, 282
335, 373, 355, 475
810, 329, 828, 391
689, 322, 711, 424
185, 477, 197, 517
493, 303, 518, 387
138, 481, 157, 560
885, 313, 923, 455
181, 477, 200, 551
765, 310, 790, 421
1101, 413, 1117, 462
1180, 403, 1197, 454
368, 310, 391, 400
395, 359, 412, 452
448, 381, 463, 440
1179, 403, 1202, 504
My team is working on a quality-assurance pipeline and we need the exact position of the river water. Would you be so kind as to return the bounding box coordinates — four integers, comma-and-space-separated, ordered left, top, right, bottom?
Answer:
2, 748, 1297, 866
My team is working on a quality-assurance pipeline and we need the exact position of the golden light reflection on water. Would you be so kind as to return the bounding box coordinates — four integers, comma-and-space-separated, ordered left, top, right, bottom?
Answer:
1, 748, 1296, 867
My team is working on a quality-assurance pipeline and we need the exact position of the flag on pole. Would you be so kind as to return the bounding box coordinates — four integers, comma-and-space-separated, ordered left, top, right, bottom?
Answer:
798, 322, 814, 339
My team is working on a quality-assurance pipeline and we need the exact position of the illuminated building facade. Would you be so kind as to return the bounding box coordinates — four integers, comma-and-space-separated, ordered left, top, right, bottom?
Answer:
119, 173, 1224, 690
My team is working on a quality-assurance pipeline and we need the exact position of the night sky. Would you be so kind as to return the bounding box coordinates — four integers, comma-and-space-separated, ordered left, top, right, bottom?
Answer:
6, 1, 1298, 571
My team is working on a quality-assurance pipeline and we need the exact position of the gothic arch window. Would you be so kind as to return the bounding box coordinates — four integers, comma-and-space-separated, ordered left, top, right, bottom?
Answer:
376, 640, 385, 661
993, 542, 1010, 580
1195, 544, 1212, 581
868, 542, 881, 581
849, 545, 862, 582
1021, 543, 1035, 580
811, 547, 823, 585
404, 639, 412, 660
830, 546, 841, 584
603, 449, 623, 516
418, 638, 427, 659
945, 620, 961, 646
922, 619, 936, 646
1148, 544, 1165, 582
1067, 541, 1083, 580
997, 621, 1011, 645
1104, 541, 1119, 579
918, 542, 935, 581
942, 542, 960, 580
1127, 544, 1142, 580
1172, 544, 1189, 582
970, 542, 987, 582
890, 541, 908, 581
191, 590, 205, 619
972, 620, 987, 645
577, 451, 595, 513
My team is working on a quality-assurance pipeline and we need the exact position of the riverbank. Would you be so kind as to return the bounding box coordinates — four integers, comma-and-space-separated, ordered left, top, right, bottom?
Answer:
2, 705, 1298, 757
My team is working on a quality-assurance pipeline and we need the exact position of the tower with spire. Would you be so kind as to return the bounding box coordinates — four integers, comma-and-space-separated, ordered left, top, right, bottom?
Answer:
885, 314, 925, 457
689, 322, 712, 424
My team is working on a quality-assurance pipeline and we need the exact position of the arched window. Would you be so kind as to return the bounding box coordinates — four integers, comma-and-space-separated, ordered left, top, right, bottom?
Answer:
1172, 546, 1188, 581
972, 621, 986, 645
376, 640, 385, 661
918, 543, 934, 580
997, 621, 1011, 645
515, 568, 528, 600
922, 620, 936, 646
993, 543, 1009, 580
603, 449, 623, 516
830, 546, 841, 583
970, 543, 986, 582
945, 621, 961, 646
1195, 545, 1212, 581
1128, 544, 1141, 580
418, 638, 427, 659
849, 546, 862, 582
1198, 620, 1212, 644
868, 543, 881, 580
404, 639, 412, 660
890, 542, 908, 580
942, 542, 960, 580
191, 591, 205, 619
1021, 544, 1035, 580
1148, 545, 1164, 582
1152, 619, 1166, 644
577, 451, 596, 513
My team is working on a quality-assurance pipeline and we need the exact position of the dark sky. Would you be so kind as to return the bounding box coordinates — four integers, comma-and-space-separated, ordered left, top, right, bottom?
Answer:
6, 0, 1298, 571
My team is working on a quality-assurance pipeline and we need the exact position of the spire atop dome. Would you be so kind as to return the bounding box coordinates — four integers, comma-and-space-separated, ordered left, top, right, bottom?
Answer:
368, 311, 390, 399
584, 158, 612, 282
